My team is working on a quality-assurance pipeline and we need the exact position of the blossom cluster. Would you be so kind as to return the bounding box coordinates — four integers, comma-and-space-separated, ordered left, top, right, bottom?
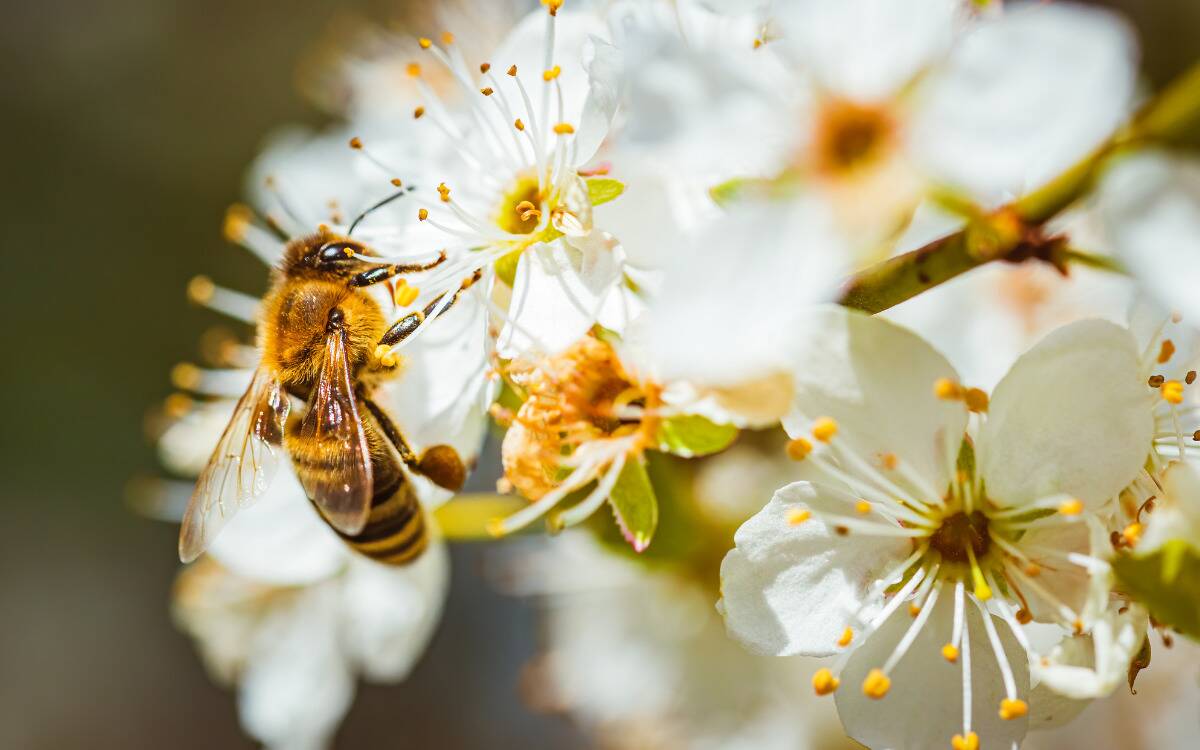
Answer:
150, 1, 1200, 748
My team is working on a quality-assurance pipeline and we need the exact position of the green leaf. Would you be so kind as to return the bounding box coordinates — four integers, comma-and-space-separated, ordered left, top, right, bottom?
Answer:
608, 458, 658, 553
1112, 540, 1200, 640
656, 415, 739, 458
586, 177, 625, 206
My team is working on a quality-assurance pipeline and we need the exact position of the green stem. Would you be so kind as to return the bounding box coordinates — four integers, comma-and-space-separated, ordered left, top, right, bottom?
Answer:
839, 58, 1200, 315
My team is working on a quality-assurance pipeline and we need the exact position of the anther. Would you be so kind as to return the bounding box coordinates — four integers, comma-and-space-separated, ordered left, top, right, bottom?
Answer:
187, 275, 215, 304
1016, 608, 1033, 625
542, 0, 564, 15
1058, 498, 1084, 516
543, 65, 561, 81
406, 62, 421, 77
1193, 430, 1200, 442
837, 627, 854, 648
855, 500, 872, 515
1122, 522, 1143, 546
787, 509, 812, 526
1158, 339, 1176, 364
481, 87, 494, 96
1073, 619, 1084, 634
437, 183, 451, 203
553, 122, 575, 135
941, 643, 959, 663
1189, 370, 1197, 385
811, 417, 838, 443
812, 668, 839, 696
395, 284, 420, 307
507, 65, 518, 77
164, 393, 193, 418
786, 438, 813, 461
349, 136, 363, 149
391, 178, 402, 187
1149, 374, 1165, 387
951, 732, 980, 750
1162, 380, 1185, 404
441, 31, 455, 45
880, 452, 898, 470
222, 204, 252, 243
480, 62, 491, 73
418, 208, 429, 221
418, 37, 432, 49
414, 106, 426, 119
170, 363, 201, 390
998, 698, 1028, 720
514, 118, 526, 131
964, 388, 989, 413
862, 669, 891, 699
934, 377, 962, 401
909, 603, 922, 617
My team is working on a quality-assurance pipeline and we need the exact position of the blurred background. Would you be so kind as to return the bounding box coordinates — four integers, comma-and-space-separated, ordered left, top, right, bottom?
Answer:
1, 0, 1198, 748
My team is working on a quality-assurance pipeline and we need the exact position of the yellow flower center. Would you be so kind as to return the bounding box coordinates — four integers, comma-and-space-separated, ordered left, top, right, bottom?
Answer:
495, 172, 545, 235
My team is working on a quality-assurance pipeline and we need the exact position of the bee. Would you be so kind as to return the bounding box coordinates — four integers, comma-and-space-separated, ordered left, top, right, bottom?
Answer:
179, 219, 481, 566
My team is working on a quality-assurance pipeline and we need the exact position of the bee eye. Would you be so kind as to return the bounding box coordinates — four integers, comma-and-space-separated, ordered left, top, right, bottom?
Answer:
316, 243, 356, 263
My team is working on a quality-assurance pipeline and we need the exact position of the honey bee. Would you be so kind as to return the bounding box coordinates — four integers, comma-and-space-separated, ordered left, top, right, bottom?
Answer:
179, 222, 481, 566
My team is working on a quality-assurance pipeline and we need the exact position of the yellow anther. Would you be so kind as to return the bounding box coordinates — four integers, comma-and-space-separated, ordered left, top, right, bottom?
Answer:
164, 392, 193, 418
880, 452, 898, 470
1024, 562, 1041, 577
908, 602, 922, 617
837, 627, 854, 648
1073, 619, 1084, 634
441, 31, 455, 45
349, 136, 363, 149
541, 0, 564, 14
1162, 380, 1185, 404
480, 87, 494, 96
786, 438, 813, 461
1058, 498, 1084, 516
941, 643, 959, 663
543, 65, 561, 81
437, 182, 451, 202
418, 208, 429, 221
951, 732, 980, 750
811, 417, 838, 443
1158, 338, 1176, 364
787, 509, 812, 526
855, 500, 872, 515
170, 363, 201, 390
1122, 522, 1143, 546
934, 377, 962, 401
753, 38, 763, 49
964, 387, 989, 413
406, 62, 421, 77
812, 668, 839, 696
862, 669, 891, 699
390, 178, 403, 187
418, 37, 432, 49
480, 62, 491, 73
1189, 370, 1198, 385
999, 698, 1028, 720
187, 275, 215, 304
514, 200, 541, 222
507, 64, 518, 76
413, 106, 426, 119
222, 203, 252, 242
552, 122, 575, 135
395, 284, 420, 307
514, 118, 526, 131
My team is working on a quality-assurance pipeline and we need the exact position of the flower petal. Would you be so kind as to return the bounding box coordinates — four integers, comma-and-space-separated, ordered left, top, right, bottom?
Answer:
785, 306, 967, 492
1101, 152, 1200, 322
979, 319, 1152, 509
914, 3, 1137, 205
836, 590, 1030, 750
718, 481, 910, 657
1032, 605, 1147, 701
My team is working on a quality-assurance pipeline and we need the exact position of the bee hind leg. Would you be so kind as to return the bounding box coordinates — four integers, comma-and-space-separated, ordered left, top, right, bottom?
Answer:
359, 395, 466, 491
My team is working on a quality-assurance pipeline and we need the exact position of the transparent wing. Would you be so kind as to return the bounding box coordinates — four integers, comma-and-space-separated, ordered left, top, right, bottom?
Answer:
295, 331, 373, 534
179, 367, 290, 562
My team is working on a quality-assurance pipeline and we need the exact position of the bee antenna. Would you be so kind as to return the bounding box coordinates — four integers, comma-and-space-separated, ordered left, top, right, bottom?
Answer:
347, 184, 417, 236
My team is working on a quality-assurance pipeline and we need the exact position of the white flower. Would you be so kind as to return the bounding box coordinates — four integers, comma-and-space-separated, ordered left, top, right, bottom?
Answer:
719, 307, 1152, 750
1031, 604, 1148, 701
1100, 151, 1200, 323
173, 538, 448, 750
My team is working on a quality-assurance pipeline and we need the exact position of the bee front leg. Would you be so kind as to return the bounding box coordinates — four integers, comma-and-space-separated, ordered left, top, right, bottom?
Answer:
378, 268, 483, 346
348, 251, 448, 288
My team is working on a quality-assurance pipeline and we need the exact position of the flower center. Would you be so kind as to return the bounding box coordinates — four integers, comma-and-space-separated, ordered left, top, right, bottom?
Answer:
495, 172, 544, 235
812, 99, 896, 175
928, 511, 991, 564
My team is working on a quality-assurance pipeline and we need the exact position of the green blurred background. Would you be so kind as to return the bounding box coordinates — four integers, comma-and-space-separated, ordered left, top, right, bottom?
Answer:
1, 0, 1197, 747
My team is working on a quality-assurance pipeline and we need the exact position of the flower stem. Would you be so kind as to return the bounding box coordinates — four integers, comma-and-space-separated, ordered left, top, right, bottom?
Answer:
839, 58, 1200, 315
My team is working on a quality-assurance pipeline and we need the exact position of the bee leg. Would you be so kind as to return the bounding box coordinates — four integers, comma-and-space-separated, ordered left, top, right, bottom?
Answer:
359, 396, 466, 491
378, 268, 483, 346
348, 251, 449, 287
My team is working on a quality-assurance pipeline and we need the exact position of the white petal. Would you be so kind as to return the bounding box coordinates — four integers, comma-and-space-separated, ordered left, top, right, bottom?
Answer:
979, 319, 1152, 509
776, 0, 960, 102
158, 400, 236, 477
914, 3, 1137, 204
497, 239, 622, 359
1033, 605, 1147, 701
836, 591, 1030, 750
718, 482, 910, 657
207, 471, 349, 586
785, 306, 967, 492
239, 585, 354, 750
573, 35, 621, 165
1102, 152, 1200, 321
639, 197, 846, 389
340, 537, 450, 682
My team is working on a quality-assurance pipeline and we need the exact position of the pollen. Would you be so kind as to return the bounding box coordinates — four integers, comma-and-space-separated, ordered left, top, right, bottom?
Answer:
187, 275, 215, 304
787, 509, 812, 526
941, 643, 959, 663
1058, 498, 1084, 516
951, 732, 980, 750
811, 417, 838, 443
862, 669, 891, 699
553, 122, 576, 135
1162, 380, 1185, 404
837, 627, 854, 647
395, 284, 420, 308
812, 668, 839, 696
1158, 338, 1176, 364
418, 37, 432, 49
964, 387, 989, 413
934, 377, 962, 401
418, 208, 429, 221
543, 65, 562, 81
999, 698, 1028, 720
855, 500, 872, 515
786, 438, 813, 461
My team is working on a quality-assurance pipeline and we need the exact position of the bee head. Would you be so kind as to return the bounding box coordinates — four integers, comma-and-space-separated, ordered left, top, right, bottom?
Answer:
281, 234, 376, 279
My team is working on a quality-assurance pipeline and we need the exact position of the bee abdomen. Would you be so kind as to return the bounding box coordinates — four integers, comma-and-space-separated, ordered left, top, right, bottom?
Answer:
337, 479, 428, 565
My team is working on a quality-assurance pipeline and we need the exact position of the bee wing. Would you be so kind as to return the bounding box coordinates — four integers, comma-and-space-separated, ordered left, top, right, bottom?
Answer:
295, 330, 373, 535
179, 367, 291, 563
